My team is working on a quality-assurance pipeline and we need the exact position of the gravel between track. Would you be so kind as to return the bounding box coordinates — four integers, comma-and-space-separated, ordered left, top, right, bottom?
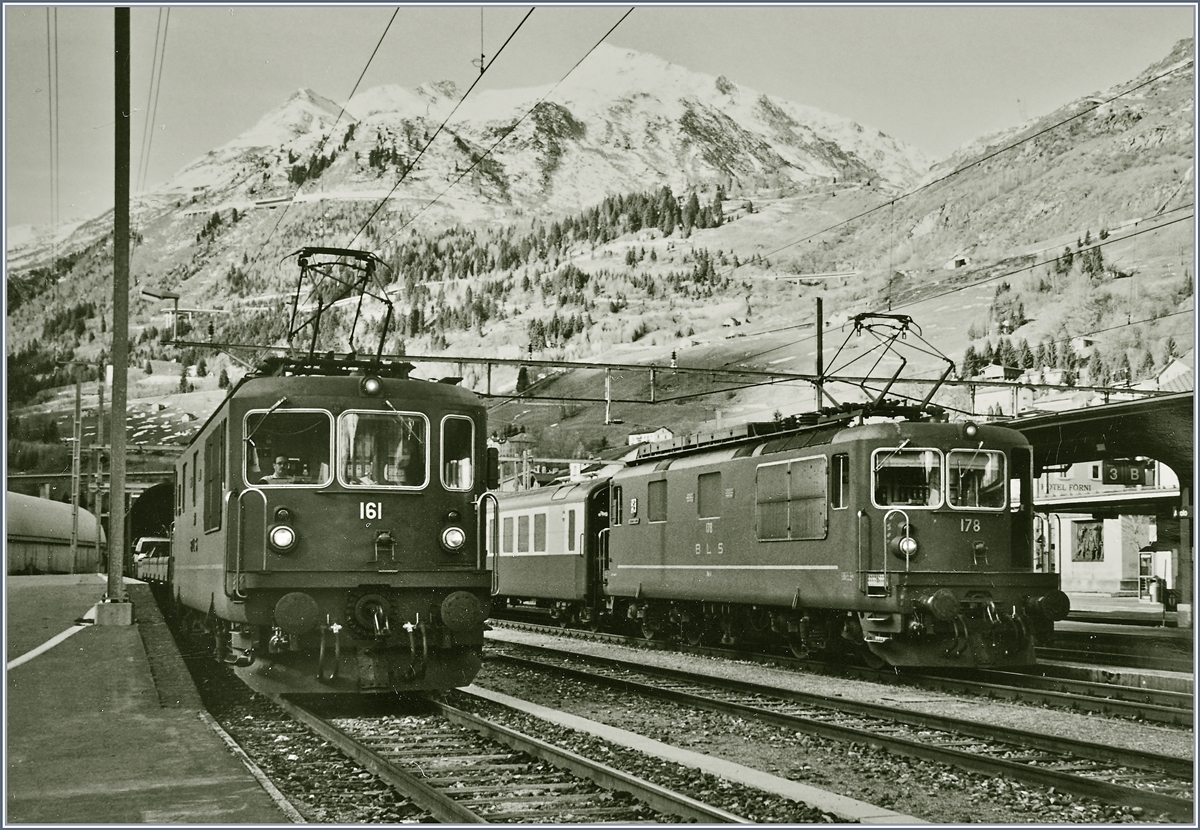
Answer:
477, 628, 1192, 824
148, 592, 1192, 825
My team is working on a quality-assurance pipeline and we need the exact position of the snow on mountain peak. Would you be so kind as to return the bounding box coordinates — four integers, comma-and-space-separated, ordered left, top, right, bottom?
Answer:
223, 86, 351, 151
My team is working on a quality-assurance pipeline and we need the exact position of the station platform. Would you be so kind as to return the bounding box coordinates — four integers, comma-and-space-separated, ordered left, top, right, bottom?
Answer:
5, 574, 293, 824
1066, 591, 1190, 628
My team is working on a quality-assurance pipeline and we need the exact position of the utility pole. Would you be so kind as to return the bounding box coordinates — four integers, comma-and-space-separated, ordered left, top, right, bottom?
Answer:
94, 378, 105, 567
100, 7, 132, 623
70, 367, 81, 568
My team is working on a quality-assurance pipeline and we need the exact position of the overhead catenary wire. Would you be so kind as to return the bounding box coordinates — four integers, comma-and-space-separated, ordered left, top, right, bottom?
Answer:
346, 7, 540, 248
715, 57, 1195, 366
722, 59, 1195, 289
371, 8, 636, 248
250, 8, 402, 268
137, 8, 171, 193
730, 206, 1194, 367
45, 8, 59, 293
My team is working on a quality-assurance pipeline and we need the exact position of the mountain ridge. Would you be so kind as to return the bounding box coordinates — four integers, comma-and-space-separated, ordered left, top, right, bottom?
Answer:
5, 39, 1193, 452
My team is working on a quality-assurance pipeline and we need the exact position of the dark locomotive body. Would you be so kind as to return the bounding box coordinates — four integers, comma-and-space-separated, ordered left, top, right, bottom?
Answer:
495, 416, 1069, 668
167, 362, 496, 692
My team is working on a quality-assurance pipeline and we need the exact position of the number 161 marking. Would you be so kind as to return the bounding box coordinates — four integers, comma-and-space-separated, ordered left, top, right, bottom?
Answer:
360, 501, 382, 520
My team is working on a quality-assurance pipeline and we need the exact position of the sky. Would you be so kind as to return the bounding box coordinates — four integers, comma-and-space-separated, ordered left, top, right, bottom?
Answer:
4, 3, 1195, 229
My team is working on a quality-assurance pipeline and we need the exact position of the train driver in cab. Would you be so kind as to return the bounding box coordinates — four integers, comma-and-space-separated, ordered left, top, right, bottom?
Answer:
259, 456, 293, 484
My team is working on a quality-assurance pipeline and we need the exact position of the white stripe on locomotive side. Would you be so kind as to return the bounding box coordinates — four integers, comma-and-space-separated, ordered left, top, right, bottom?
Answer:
616, 564, 839, 570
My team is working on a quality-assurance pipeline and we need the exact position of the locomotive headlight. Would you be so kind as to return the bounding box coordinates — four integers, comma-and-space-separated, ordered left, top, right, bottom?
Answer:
360, 376, 383, 396
269, 524, 298, 553
964, 422, 979, 438
898, 536, 919, 558
441, 526, 467, 552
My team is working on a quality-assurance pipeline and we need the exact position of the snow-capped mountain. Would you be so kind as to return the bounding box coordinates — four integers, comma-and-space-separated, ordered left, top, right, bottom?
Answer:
8, 44, 935, 267
331, 44, 933, 210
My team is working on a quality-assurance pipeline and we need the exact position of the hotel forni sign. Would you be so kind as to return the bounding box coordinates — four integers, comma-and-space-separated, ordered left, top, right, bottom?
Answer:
1040, 458, 1160, 498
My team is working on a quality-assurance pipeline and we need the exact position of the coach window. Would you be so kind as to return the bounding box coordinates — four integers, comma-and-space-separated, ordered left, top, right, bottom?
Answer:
872, 448, 943, 508
948, 448, 1007, 509
567, 508, 577, 552
831, 454, 849, 510
441, 416, 474, 491
517, 515, 530, 553
245, 409, 332, 487
502, 516, 515, 554
647, 479, 667, 522
697, 471, 722, 519
338, 411, 426, 488
534, 513, 547, 552
611, 486, 624, 525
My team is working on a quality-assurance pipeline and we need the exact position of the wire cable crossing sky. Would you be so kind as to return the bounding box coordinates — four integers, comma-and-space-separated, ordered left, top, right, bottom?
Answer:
4, 4, 1194, 229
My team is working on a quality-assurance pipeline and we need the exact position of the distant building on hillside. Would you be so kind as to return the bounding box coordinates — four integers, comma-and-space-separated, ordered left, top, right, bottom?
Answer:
627, 426, 674, 446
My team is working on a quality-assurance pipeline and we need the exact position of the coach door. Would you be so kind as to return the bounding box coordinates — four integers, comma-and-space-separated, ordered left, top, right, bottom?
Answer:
589, 487, 610, 602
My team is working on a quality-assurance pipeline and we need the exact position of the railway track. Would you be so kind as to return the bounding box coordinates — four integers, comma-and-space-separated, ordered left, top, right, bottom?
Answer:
917, 665, 1192, 726
492, 616, 1192, 724
272, 693, 748, 823
483, 640, 1194, 822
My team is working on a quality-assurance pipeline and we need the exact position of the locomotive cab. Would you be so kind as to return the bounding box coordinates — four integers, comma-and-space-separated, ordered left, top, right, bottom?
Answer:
170, 365, 494, 693
854, 421, 1069, 666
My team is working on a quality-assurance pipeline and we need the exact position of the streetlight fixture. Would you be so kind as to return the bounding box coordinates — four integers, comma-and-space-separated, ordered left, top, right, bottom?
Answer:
141, 287, 180, 342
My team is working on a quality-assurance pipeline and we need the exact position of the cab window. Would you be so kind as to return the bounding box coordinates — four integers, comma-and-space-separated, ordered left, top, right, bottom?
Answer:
948, 449, 1007, 509
872, 448, 942, 508
338, 411, 427, 488
244, 409, 332, 487
441, 416, 474, 491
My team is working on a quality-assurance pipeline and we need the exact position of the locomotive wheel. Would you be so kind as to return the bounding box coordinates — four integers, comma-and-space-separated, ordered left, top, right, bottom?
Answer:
787, 638, 810, 659
684, 619, 715, 646
212, 622, 228, 663
861, 646, 886, 669
640, 622, 663, 640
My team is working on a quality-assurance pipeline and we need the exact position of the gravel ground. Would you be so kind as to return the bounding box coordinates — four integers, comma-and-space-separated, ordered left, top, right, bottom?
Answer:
486, 628, 1194, 759
473, 629, 1191, 824
145, 592, 1189, 825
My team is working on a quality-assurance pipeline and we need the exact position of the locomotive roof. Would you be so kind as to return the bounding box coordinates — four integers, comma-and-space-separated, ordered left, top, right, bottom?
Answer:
179, 356, 484, 453
627, 403, 1028, 467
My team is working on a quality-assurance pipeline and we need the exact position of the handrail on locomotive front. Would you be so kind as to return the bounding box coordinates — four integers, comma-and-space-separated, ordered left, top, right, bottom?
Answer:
476, 492, 499, 590
231, 488, 267, 600
883, 508, 913, 573
856, 510, 871, 594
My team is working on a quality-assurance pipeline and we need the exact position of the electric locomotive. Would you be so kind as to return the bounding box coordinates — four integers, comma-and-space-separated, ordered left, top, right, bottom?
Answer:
493, 313, 1070, 668
606, 411, 1069, 667
170, 355, 499, 692
495, 411, 1069, 667
161, 246, 500, 693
